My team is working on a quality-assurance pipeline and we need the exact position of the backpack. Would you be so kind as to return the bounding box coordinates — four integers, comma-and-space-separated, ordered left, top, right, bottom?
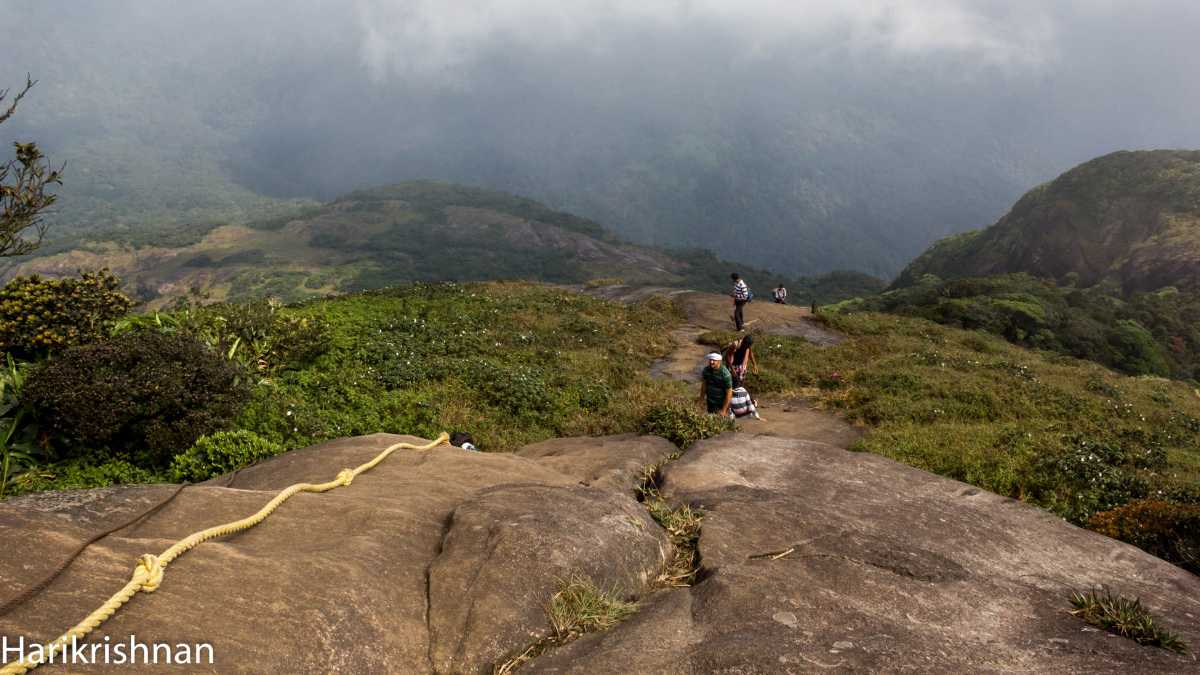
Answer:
746, 288, 754, 303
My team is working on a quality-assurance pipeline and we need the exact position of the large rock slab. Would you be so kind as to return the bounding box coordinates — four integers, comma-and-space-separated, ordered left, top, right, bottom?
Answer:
533, 433, 1200, 673
515, 433, 679, 492
429, 484, 669, 671
0, 434, 677, 673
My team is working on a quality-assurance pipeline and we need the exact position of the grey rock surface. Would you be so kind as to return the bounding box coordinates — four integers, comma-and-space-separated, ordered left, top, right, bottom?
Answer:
0, 434, 677, 674
532, 433, 1200, 673
3, 432, 1197, 673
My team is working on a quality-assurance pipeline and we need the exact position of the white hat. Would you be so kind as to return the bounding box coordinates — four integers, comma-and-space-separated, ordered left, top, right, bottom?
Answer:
705, 352, 723, 361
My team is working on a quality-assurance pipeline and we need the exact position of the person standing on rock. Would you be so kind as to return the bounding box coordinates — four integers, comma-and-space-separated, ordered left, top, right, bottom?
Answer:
731, 273, 750, 331
727, 334, 759, 387
773, 284, 787, 304
701, 352, 734, 416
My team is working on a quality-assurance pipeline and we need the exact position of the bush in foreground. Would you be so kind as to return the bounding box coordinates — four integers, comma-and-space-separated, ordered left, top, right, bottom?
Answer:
171, 430, 284, 482
23, 331, 250, 467
1089, 500, 1200, 574
0, 270, 132, 358
639, 403, 734, 449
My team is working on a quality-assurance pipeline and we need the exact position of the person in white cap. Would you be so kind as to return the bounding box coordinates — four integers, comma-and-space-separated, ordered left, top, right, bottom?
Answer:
699, 351, 733, 416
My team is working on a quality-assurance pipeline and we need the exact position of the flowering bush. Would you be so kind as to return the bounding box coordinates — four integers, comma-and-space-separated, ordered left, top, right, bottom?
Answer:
0, 270, 132, 358
1090, 500, 1200, 574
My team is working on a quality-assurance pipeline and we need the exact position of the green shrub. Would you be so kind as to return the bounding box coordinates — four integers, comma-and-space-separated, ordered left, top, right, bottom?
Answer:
467, 360, 559, 418
170, 430, 284, 482
0, 270, 132, 358
640, 403, 734, 449
853, 273, 1200, 378
8, 455, 164, 495
1089, 500, 1200, 574
23, 331, 251, 467
1069, 587, 1188, 654
1027, 436, 1149, 524
182, 300, 330, 372
1109, 320, 1171, 376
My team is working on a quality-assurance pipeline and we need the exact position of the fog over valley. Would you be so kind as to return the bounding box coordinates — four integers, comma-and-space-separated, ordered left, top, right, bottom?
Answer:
3, 0, 1199, 276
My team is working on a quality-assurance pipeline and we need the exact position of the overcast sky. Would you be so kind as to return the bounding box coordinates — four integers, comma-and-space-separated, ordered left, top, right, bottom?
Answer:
3, 0, 1199, 274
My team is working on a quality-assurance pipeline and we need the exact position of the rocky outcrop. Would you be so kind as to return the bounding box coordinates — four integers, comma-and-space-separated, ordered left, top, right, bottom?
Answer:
2, 431, 1198, 673
0, 433, 677, 673
532, 433, 1200, 673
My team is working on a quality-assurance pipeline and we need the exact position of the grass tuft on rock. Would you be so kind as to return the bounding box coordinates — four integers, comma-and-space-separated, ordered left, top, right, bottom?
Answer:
636, 461, 703, 586
548, 575, 638, 640
1069, 587, 1188, 654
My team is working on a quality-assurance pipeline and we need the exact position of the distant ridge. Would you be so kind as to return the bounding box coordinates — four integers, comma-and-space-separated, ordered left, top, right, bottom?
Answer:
2, 180, 883, 308
894, 150, 1200, 293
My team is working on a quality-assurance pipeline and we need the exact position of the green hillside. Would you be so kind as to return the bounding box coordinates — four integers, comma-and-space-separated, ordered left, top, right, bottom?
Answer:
2, 181, 884, 308
843, 274, 1200, 380
895, 150, 1200, 292
872, 151, 1200, 382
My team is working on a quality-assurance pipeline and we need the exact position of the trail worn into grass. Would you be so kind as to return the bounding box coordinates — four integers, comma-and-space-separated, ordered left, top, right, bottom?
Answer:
647, 290, 860, 446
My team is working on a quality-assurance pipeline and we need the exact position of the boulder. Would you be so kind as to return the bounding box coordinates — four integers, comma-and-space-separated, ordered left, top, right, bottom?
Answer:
428, 484, 669, 672
515, 433, 678, 493
0, 434, 678, 673
4, 431, 1198, 673
531, 434, 1200, 673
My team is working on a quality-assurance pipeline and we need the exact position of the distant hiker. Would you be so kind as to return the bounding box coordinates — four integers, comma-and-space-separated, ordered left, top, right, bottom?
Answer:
731, 273, 750, 331
450, 431, 478, 452
700, 352, 733, 416
773, 284, 787, 304
726, 334, 759, 387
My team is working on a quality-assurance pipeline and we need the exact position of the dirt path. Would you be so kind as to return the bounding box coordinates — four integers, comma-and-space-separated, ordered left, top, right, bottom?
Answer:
649, 291, 862, 446
574, 283, 860, 445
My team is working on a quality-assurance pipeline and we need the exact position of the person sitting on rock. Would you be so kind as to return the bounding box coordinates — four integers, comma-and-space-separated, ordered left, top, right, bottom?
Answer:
773, 284, 787, 304
700, 352, 733, 416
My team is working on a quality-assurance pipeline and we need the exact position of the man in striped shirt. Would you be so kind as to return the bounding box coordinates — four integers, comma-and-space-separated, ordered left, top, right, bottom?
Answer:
731, 273, 749, 331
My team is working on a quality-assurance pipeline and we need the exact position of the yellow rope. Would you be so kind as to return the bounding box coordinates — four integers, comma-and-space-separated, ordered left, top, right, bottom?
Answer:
1, 432, 449, 675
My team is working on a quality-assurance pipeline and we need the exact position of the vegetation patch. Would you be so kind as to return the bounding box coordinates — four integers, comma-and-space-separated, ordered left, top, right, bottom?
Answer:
170, 430, 284, 482
1069, 587, 1188, 654
639, 477, 703, 587
1089, 500, 1199, 573
855, 273, 1200, 380
639, 403, 734, 449
0, 270, 132, 358
2, 280, 694, 497
718, 311, 1200, 571
494, 575, 639, 675
547, 575, 639, 639
23, 330, 250, 468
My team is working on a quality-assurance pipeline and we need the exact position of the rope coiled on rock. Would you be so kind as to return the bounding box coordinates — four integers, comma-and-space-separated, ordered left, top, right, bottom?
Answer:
0, 433, 449, 675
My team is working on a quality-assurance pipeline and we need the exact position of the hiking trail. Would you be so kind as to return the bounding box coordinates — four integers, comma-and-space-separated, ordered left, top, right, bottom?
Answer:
591, 286, 861, 447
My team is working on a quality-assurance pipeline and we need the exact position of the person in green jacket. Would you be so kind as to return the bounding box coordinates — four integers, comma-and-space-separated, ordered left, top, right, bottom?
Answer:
700, 352, 733, 416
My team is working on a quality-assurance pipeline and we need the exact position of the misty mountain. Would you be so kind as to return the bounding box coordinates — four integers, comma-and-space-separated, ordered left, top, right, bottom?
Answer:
894, 150, 1200, 292
3, 1, 1199, 278
1, 180, 883, 308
